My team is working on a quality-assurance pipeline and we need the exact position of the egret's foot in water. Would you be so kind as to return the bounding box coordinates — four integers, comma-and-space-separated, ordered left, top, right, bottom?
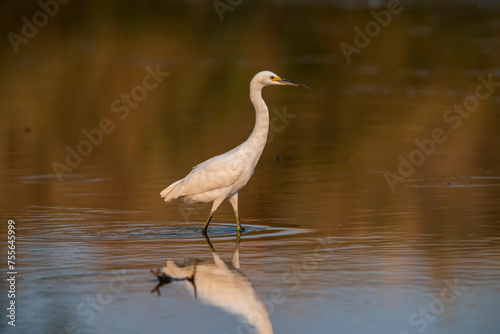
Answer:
201, 213, 214, 234
200, 226, 245, 235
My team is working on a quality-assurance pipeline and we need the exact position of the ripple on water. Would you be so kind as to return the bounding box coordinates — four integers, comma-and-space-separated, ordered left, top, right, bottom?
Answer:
88, 223, 309, 241
405, 176, 500, 188
18, 174, 112, 184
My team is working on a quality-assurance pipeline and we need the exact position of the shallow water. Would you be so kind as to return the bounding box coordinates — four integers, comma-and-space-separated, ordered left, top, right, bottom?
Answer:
1, 1, 500, 333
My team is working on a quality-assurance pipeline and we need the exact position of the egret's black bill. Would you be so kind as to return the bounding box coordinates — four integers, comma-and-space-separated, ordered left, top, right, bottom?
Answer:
278, 79, 310, 89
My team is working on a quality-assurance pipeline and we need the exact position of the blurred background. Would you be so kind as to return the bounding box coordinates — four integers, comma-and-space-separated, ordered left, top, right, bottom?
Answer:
0, 0, 499, 333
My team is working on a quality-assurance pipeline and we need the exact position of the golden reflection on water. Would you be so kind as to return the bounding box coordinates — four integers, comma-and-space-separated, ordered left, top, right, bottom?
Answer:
1, 1, 500, 333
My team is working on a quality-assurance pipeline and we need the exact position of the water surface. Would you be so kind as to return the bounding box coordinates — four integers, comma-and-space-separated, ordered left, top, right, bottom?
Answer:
1, 1, 500, 333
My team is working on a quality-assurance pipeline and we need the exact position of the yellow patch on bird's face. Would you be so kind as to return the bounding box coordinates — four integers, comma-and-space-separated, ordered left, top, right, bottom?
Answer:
270, 75, 282, 81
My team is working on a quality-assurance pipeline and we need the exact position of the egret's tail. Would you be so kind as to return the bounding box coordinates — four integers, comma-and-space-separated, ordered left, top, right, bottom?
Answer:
160, 179, 184, 202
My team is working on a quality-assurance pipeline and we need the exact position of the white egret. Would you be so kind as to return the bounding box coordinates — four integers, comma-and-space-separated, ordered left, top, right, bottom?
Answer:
160, 70, 308, 233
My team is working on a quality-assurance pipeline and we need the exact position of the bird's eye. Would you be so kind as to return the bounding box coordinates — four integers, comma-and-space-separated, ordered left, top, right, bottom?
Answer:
270, 76, 275, 80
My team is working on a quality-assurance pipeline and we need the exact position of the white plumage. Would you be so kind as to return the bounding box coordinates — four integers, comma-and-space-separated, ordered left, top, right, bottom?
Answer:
160, 70, 308, 233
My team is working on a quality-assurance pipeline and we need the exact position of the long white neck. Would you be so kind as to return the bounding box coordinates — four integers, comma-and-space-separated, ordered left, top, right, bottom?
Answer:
241, 82, 269, 165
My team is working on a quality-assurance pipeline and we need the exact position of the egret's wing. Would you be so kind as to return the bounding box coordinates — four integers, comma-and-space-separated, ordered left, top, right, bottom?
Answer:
180, 152, 244, 196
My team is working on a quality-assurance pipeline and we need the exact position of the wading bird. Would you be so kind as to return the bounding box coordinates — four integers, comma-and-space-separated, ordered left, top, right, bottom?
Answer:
160, 71, 308, 233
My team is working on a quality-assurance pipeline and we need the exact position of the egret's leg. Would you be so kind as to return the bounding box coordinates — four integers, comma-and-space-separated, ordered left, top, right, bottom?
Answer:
201, 213, 213, 233
202, 199, 223, 233
229, 193, 243, 232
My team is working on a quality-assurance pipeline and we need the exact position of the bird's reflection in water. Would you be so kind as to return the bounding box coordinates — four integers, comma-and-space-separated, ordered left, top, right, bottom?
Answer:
151, 233, 273, 334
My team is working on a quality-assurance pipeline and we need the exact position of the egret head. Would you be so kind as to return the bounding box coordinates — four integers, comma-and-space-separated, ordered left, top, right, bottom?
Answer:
251, 71, 309, 89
